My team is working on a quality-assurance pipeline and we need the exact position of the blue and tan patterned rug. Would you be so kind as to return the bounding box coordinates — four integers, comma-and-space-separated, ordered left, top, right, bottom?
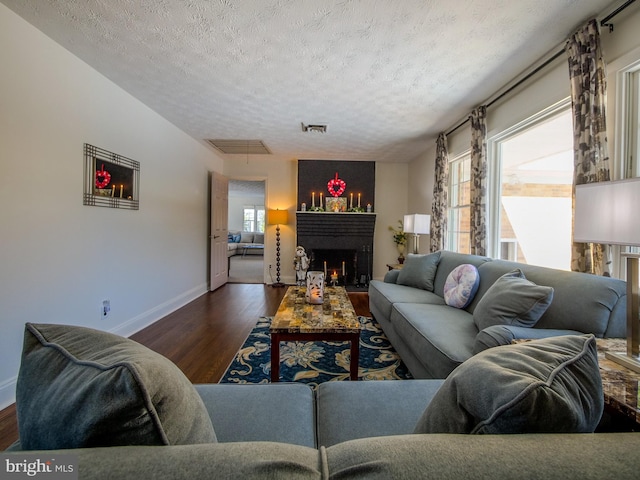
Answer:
219, 316, 412, 387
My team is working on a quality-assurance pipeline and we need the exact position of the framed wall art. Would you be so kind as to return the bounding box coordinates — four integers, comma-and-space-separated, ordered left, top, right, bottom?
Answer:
83, 143, 139, 210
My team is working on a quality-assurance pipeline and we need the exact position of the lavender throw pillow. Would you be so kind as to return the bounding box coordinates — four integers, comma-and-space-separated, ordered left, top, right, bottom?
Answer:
443, 264, 480, 308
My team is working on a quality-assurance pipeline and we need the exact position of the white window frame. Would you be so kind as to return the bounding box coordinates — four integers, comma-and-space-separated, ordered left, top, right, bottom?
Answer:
486, 98, 572, 260
242, 205, 265, 233
446, 151, 471, 254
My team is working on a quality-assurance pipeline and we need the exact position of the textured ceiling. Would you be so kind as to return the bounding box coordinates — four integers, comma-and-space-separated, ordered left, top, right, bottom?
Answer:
1, 0, 619, 163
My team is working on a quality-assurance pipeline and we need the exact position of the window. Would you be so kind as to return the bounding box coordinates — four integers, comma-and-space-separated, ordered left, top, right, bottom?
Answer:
490, 102, 573, 270
242, 206, 265, 233
447, 152, 471, 253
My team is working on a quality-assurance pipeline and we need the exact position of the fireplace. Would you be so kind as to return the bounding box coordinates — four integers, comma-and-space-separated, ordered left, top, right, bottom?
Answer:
296, 212, 376, 289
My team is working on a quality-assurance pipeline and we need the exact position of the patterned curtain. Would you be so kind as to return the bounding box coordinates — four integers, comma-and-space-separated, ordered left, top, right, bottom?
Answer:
430, 133, 449, 252
566, 19, 611, 275
469, 106, 488, 256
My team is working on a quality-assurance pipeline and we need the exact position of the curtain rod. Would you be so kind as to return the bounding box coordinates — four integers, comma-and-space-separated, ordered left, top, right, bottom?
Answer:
445, 0, 637, 137
601, 0, 636, 32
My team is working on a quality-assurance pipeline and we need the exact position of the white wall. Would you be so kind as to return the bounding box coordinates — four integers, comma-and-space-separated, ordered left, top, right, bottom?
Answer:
228, 193, 265, 232
0, 4, 223, 409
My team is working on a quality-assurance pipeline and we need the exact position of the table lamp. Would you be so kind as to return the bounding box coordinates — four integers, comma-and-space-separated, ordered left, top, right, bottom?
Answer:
403, 214, 431, 254
574, 177, 640, 373
268, 209, 289, 288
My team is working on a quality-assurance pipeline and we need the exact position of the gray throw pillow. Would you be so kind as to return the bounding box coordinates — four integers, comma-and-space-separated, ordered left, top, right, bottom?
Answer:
473, 269, 553, 331
396, 251, 441, 291
16, 323, 217, 450
413, 334, 603, 434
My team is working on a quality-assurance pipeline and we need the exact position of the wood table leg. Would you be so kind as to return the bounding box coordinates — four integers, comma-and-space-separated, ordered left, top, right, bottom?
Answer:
270, 334, 280, 382
350, 333, 360, 381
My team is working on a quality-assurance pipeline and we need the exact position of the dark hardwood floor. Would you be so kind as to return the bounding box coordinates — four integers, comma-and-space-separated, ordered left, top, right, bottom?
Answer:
0, 284, 370, 450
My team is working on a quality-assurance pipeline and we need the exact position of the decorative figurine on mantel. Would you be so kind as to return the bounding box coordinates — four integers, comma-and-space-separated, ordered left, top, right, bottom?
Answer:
294, 245, 310, 286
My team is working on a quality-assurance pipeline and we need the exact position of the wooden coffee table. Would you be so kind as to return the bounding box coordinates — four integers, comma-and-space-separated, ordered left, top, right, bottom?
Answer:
270, 286, 361, 382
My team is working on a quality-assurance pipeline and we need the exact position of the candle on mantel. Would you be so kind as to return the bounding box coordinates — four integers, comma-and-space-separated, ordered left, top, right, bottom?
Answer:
323, 261, 327, 278
342, 261, 346, 276
312, 192, 315, 208
320, 192, 323, 208
357, 193, 361, 208
119, 185, 123, 198
350, 192, 353, 209
111, 185, 115, 197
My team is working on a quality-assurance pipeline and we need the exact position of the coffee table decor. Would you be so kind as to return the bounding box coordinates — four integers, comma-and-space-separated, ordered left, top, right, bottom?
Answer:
219, 315, 411, 387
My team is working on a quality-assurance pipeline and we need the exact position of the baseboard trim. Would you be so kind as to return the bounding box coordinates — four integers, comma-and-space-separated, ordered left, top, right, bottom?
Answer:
111, 283, 208, 338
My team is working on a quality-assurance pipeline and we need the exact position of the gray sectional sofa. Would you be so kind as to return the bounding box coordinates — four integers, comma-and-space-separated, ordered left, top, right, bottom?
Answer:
369, 250, 627, 379
5, 322, 640, 478
227, 231, 264, 257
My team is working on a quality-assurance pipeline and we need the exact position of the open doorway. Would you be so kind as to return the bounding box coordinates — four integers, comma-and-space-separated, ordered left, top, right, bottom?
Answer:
227, 180, 265, 283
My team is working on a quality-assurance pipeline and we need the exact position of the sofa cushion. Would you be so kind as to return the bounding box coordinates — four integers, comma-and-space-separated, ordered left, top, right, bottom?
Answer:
369, 280, 445, 324
397, 252, 441, 291
253, 233, 264, 244
443, 264, 480, 309
16, 323, 217, 450
391, 303, 477, 378
240, 232, 254, 243
473, 269, 554, 331
316, 380, 445, 447
413, 334, 603, 434
195, 384, 316, 447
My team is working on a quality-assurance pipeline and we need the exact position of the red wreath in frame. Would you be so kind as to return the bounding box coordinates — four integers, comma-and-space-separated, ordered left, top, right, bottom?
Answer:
95, 164, 112, 189
327, 172, 346, 197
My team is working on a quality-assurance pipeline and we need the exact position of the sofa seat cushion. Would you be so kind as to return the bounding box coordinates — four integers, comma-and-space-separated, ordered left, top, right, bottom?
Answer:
390, 303, 477, 378
316, 380, 445, 447
195, 384, 316, 448
414, 335, 603, 434
16, 323, 217, 450
369, 280, 445, 321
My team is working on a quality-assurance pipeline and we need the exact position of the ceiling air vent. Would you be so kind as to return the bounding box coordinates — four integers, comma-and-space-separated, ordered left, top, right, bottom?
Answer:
207, 139, 271, 155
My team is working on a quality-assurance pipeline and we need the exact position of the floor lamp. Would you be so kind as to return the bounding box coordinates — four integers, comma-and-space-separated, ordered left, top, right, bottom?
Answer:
268, 209, 289, 288
575, 177, 640, 373
403, 214, 431, 254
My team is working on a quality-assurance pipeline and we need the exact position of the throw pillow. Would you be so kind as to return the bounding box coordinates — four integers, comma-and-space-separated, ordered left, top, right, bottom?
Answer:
16, 323, 217, 450
240, 232, 254, 243
443, 264, 480, 308
397, 251, 441, 292
473, 269, 553, 332
253, 233, 264, 244
413, 334, 603, 434
232, 233, 241, 243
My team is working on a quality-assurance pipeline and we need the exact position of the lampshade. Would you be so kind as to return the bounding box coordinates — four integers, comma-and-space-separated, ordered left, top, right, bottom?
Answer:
268, 209, 289, 226
403, 214, 430, 235
574, 177, 640, 246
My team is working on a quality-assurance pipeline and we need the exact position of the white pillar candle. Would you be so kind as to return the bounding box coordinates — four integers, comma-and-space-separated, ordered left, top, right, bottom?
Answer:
358, 193, 361, 208
312, 192, 315, 208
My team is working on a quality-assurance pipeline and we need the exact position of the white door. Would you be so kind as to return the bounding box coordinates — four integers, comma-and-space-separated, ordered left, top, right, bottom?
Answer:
210, 172, 229, 291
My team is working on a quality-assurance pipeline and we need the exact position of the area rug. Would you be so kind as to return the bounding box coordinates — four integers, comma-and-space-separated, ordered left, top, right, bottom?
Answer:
219, 316, 412, 387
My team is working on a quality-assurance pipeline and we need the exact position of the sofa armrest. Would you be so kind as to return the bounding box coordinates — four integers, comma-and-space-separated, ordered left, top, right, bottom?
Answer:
384, 269, 401, 283
473, 325, 584, 354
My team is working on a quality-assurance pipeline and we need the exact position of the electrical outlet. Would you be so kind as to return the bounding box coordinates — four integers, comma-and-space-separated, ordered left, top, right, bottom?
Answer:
102, 299, 111, 319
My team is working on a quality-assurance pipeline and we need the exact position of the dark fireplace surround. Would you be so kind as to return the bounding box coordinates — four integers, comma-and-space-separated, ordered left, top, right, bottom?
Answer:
296, 160, 376, 289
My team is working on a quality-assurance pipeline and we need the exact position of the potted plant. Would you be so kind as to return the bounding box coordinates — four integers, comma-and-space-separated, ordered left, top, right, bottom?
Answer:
388, 220, 407, 263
